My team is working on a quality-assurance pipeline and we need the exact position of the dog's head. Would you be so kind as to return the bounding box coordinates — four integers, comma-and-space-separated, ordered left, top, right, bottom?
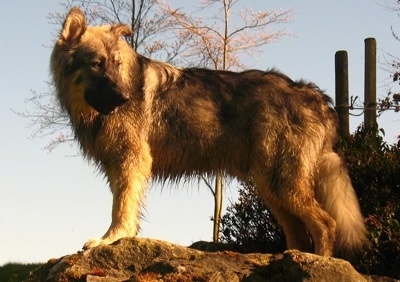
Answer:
51, 7, 134, 116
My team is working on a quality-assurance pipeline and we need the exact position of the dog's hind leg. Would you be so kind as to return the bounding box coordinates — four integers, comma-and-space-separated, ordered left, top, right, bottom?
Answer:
278, 180, 336, 256
294, 199, 336, 256
253, 163, 336, 256
83, 143, 152, 249
263, 200, 313, 253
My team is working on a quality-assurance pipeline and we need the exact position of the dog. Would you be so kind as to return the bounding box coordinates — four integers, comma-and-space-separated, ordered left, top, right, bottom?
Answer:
51, 7, 366, 256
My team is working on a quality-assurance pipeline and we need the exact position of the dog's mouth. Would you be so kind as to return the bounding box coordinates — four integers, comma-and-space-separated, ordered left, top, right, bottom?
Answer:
84, 88, 129, 115
94, 103, 123, 115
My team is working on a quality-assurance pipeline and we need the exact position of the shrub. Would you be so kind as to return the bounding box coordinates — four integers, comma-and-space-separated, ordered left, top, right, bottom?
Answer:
338, 126, 400, 278
0, 263, 43, 282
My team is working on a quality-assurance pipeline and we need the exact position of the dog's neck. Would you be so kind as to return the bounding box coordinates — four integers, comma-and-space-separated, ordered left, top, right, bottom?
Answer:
142, 58, 182, 97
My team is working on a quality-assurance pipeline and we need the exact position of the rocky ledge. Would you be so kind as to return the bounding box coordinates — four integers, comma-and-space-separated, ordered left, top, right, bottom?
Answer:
26, 237, 397, 281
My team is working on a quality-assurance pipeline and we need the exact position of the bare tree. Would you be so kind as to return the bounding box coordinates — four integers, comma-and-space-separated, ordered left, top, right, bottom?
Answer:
378, 0, 400, 114
163, 0, 292, 242
164, 1, 291, 70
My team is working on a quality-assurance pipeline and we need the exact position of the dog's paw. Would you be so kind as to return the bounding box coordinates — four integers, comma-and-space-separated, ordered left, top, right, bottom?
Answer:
83, 238, 107, 250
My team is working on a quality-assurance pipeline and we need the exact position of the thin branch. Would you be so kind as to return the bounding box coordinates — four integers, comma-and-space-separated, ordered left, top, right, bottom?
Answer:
201, 175, 216, 196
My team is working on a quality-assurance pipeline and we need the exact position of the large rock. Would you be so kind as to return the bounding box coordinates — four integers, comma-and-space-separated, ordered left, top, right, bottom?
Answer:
26, 237, 383, 281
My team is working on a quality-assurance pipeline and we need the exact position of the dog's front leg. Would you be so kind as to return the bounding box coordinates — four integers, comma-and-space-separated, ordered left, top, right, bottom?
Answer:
83, 148, 152, 249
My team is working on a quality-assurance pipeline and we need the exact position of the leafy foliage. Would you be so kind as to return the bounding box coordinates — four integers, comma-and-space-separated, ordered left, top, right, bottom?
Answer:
0, 263, 43, 282
338, 126, 400, 278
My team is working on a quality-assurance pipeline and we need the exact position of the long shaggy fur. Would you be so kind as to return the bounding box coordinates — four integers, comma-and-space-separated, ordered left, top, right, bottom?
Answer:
51, 7, 367, 256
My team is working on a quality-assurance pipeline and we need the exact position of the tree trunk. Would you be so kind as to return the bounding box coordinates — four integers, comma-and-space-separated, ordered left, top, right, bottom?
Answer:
213, 171, 223, 242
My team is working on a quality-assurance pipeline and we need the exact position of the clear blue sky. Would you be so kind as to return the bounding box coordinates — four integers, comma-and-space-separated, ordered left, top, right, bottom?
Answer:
0, 0, 399, 265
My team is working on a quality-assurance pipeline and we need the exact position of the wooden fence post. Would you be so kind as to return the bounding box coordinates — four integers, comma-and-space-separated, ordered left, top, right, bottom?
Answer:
364, 38, 377, 129
335, 50, 350, 138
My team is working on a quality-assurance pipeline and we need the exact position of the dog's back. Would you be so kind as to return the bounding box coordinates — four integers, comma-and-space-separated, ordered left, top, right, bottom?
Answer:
149, 68, 334, 178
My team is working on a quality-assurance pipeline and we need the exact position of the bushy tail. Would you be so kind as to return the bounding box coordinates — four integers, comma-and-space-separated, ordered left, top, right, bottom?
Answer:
316, 152, 367, 255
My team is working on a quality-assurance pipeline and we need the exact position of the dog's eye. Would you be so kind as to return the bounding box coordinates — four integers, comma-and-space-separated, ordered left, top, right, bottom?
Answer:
91, 61, 104, 70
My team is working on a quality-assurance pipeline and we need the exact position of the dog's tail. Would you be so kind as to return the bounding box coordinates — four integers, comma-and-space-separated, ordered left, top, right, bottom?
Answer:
316, 151, 367, 255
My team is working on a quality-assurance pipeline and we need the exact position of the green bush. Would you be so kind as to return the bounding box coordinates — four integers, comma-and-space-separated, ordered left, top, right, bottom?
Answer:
338, 126, 400, 278
0, 263, 43, 282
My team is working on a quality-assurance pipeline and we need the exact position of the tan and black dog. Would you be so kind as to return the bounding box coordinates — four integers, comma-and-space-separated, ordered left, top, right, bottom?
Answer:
51, 7, 366, 256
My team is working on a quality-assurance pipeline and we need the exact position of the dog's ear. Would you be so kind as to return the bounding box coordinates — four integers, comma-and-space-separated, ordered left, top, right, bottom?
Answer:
110, 24, 133, 38
60, 7, 87, 46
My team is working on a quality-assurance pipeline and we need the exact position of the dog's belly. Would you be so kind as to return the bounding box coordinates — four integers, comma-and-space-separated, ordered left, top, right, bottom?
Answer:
149, 132, 251, 180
